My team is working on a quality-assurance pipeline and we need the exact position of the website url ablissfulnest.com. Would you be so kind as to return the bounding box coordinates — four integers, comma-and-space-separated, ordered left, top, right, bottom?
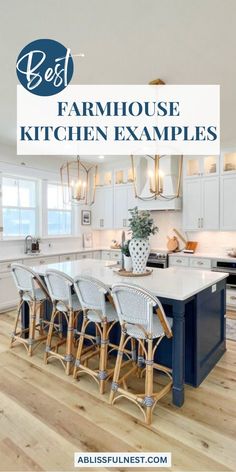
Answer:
74, 452, 171, 468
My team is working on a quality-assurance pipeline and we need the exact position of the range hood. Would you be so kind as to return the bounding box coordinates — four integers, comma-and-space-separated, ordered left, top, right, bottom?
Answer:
135, 155, 182, 211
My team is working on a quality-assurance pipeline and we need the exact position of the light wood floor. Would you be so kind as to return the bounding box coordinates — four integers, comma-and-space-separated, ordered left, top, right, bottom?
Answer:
0, 311, 236, 472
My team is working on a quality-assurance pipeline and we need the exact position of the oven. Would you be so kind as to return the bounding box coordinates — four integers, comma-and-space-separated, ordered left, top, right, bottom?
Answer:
146, 252, 168, 269
212, 260, 236, 288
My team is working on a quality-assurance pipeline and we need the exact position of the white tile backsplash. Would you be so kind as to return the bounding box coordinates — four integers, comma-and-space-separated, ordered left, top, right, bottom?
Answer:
94, 210, 236, 256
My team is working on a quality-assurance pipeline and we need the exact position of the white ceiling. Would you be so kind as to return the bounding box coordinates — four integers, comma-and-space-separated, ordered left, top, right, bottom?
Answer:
1, 0, 236, 155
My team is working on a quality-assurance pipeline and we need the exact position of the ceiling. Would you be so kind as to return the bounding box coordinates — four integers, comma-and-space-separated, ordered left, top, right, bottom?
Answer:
1, 0, 236, 159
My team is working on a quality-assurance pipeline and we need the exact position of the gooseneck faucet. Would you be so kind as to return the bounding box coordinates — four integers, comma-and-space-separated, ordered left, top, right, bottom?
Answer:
24, 235, 32, 254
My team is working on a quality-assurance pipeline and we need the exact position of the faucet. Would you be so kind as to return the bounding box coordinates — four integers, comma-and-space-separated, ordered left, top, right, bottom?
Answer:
24, 235, 32, 254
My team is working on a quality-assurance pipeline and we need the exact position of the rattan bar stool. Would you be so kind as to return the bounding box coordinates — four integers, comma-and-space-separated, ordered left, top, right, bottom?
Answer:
109, 283, 173, 425
11, 263, 50, 356
44, 269, 81, 375
73, 275, 128, 394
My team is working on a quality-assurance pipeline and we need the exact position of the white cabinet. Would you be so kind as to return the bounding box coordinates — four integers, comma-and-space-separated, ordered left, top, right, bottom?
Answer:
169, 255, 211, 270
76, 252, 94, 260
184, 156, 219, 178
101, 250, 120, 261
226, 287, 236, 311
189, 257, 211, 269
92, 187, 113, 229
92, 251, 101, 260
169, 256, 190, 267
183, 162, 219, 231
113, 185, 136, 229
220, 175, 236, 230
59, 253, 76, 262
0, 271, 19, 312
202, 177, 219, 230
183, 179, 202, 231
23, 255, 59, 266
0, 258, 23, 312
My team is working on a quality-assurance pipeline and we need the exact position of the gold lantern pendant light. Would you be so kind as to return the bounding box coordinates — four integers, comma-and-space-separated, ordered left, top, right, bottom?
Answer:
130, 78, 183, 201
60, 156, 97, 205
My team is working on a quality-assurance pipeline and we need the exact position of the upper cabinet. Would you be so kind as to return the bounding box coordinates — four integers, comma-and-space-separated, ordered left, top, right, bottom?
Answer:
184, 156, 219, 178
113, 184, 136, 229
92, 186, 113, 229
221, 152, 236, 174
220, 152, 236, 230
183, 156, 220, 231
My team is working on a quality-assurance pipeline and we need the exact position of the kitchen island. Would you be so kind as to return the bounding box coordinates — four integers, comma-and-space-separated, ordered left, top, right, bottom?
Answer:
26, 259, 228, 407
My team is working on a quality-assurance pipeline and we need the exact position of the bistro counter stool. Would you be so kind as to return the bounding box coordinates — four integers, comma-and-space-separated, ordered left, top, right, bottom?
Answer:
110, 283, 173, 425
44, 269, 81, 375
11, 263, 50, 356
73, 275, 124, 394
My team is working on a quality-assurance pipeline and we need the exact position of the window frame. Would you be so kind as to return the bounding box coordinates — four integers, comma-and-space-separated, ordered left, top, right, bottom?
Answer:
44, 181, 74, 237
1, 174, 39, 240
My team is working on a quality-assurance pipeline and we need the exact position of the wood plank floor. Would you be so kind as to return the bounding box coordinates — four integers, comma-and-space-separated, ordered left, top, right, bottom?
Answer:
0, 311, 236, 472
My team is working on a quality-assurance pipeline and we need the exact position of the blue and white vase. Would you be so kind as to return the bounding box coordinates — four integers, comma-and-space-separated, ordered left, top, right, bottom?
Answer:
129, 238, 150, 274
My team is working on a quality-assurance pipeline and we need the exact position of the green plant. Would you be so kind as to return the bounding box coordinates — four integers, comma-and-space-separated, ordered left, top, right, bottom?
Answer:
128, 206, 158, 239
121, 240, 131, 257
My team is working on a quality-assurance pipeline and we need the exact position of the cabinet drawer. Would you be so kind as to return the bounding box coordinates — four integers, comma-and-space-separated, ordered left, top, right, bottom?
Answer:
0, 259, 23, 272
226, 288, 236, 309
77, 252, 93, 260
190, 258, 211, 269
59, 254, 76, 262
24, 256, 59, 266
169, 256, 189, 267
102, 251, 111, 260
110, 251, 121, 261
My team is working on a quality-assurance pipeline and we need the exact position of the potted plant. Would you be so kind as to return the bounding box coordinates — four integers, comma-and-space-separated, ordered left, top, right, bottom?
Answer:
128, 207, 158, 273
121, 240, 132, 272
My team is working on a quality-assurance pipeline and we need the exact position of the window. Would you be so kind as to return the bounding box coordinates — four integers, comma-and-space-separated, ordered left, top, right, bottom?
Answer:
2, 177, 37, 237
47, 183, 72, 235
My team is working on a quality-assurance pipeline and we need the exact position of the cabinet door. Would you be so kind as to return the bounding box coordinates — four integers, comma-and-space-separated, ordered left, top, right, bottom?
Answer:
183, 179, 202, 231
202, 177, 219, 230
220, 175, 236, 230
92, 187, 113, 229
0, 272, 18, 312
103, 187, 113, 228
114, 186, 128, 229
92, 188, 104, 229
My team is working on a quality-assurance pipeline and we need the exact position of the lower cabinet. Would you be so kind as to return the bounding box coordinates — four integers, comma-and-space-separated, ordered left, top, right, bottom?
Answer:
0, 271, 19, 312
76, 252, 94, 260
59, 254, 76, 262
23, 255, 59, 266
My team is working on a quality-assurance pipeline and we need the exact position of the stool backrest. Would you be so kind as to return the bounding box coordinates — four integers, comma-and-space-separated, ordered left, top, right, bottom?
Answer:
74, 275, 108, 315
45, 269, 74, 308
112, 283, 172, 337
11, 263, 48, 299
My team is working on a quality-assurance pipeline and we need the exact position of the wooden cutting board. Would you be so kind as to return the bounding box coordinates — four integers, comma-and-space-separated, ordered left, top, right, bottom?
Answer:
167, 236, 179, 252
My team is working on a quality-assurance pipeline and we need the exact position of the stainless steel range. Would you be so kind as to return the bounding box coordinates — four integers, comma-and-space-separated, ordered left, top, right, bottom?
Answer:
147, 251, 169, 269
212, 258, 236, 311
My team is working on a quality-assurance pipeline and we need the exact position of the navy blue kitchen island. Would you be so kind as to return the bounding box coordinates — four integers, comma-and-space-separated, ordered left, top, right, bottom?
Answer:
22, 259, 228, 407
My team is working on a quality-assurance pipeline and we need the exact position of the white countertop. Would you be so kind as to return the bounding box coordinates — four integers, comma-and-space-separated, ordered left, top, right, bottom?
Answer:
31, 259, 228, 301
0, 247, 121, 263
168, 251, 236, 261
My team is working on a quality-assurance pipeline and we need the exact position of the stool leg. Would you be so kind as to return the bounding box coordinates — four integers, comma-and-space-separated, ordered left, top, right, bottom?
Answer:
145, 338, 154, 425
99, 320, 108, 394
10, 299, 22, 348
109, 331, 126, 404
73, 315, 87, 379
28, 301, 36, 356
44, 306, 56, 364
65, 309, 74, 375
